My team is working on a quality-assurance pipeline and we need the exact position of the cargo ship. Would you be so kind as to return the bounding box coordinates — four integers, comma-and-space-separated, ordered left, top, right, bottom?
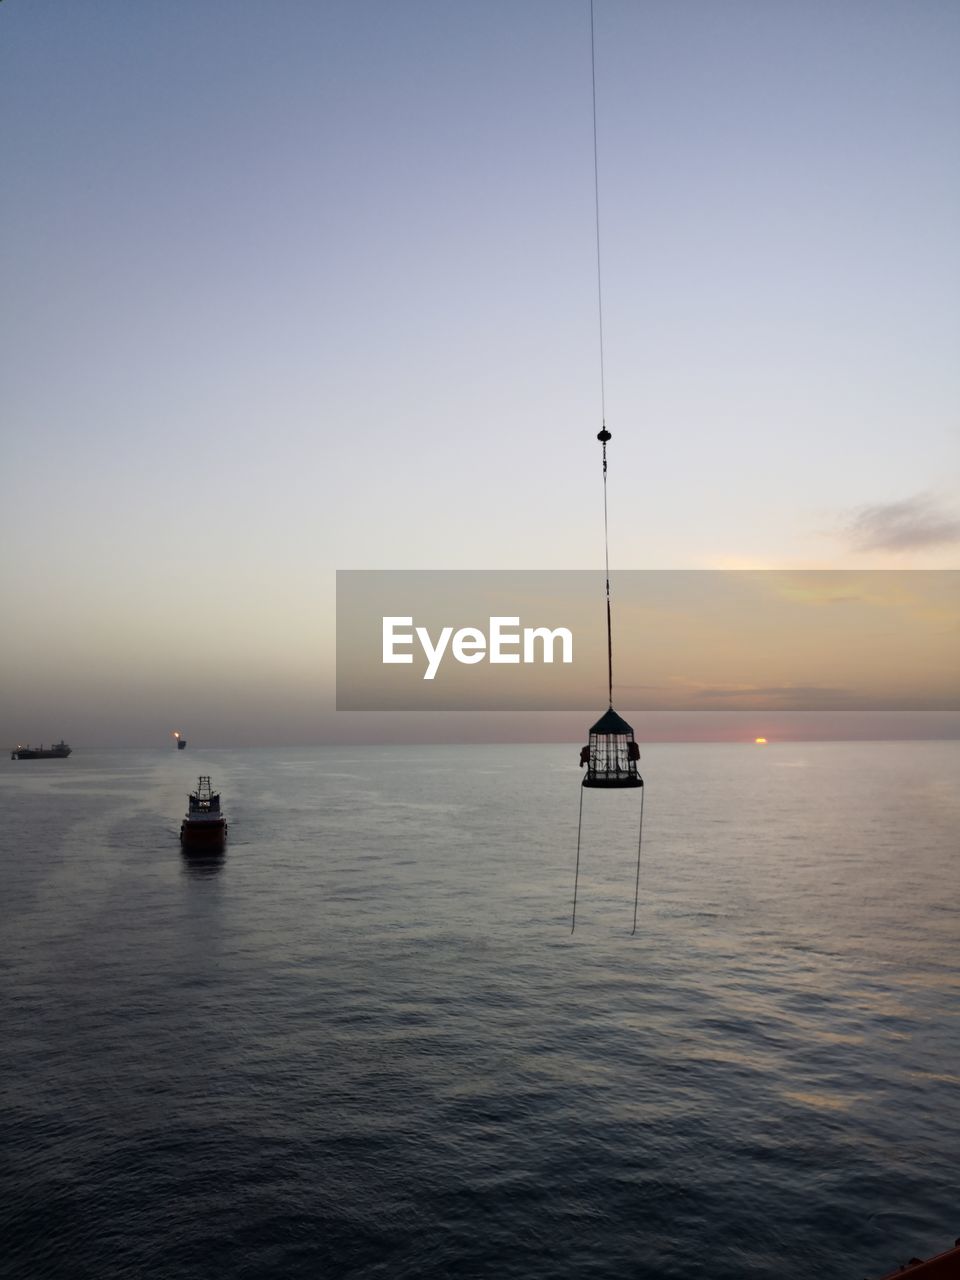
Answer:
179, 776, 227, 851
11, 741, 72, 760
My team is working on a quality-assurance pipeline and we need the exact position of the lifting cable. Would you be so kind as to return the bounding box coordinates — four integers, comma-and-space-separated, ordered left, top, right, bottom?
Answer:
591, 0, 614, 709
570, 1, 646, 938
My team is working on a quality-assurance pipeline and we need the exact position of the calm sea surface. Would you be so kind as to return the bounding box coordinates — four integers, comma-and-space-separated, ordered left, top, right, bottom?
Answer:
1, 743, 957, 1279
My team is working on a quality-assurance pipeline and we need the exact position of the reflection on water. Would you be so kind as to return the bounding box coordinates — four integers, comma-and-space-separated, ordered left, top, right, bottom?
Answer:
179, 850, 226, 879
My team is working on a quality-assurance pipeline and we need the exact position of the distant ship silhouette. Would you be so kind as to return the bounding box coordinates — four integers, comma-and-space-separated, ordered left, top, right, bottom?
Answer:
11, 740, 71, 760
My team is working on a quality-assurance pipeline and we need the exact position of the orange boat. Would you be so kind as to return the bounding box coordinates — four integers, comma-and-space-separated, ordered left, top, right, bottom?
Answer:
872, 1240, 960, 1279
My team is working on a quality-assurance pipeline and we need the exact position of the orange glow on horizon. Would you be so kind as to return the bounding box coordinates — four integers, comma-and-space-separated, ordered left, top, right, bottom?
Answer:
754, 737, 768, 744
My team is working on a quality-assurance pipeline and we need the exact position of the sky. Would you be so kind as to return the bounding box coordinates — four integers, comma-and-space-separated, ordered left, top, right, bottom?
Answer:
2, 0, 958, 745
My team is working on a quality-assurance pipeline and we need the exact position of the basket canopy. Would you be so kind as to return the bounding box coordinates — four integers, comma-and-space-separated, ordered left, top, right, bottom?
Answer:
588, 707, 635, 736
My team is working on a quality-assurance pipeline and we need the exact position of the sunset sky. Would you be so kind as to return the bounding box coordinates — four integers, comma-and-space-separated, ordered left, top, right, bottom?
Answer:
2, 0, 958, 745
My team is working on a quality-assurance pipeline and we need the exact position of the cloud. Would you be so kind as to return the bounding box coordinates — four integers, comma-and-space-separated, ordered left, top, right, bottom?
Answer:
845, 495, 960, 553
695, 685, 851, 701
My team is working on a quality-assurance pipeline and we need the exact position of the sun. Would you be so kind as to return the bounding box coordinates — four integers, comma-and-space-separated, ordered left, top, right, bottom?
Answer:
754, 737, 768, 745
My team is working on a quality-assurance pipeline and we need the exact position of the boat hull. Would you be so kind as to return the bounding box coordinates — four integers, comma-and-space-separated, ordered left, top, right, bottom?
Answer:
872, 1243, 960, 1279
179, 819, 227, 851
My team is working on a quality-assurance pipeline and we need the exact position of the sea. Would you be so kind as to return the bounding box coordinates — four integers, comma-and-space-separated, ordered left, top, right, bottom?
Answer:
1, 742, 957, 1280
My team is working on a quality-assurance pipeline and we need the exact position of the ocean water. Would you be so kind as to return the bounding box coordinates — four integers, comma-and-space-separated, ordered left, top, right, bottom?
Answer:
1, 742, 957, 1279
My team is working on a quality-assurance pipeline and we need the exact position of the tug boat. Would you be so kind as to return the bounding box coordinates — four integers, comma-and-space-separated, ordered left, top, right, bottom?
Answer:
179, 776, 227, 851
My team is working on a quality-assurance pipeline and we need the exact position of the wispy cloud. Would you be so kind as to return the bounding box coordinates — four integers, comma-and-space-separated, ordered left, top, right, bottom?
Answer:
845, 494, 960, 553
696, 685, 852, 701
